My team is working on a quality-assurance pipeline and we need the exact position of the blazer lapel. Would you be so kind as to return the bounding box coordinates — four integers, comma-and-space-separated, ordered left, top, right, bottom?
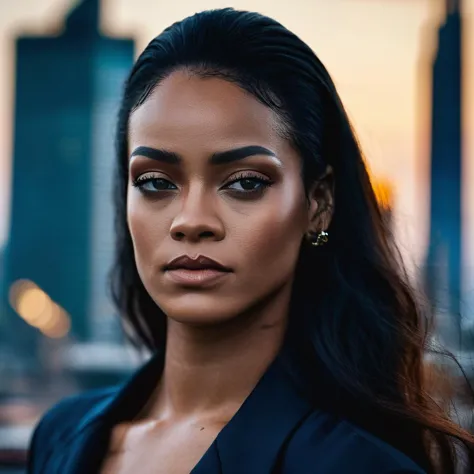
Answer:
54, 421, 110, 474
49, 347, 314, 474
192, 352, 314, 474
51, 351, 164, 474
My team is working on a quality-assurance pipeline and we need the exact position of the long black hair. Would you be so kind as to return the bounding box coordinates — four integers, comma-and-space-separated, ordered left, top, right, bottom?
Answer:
110, 8, 474, 473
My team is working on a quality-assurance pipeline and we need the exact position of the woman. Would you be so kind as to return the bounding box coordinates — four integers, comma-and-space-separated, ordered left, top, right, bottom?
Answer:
27, 8, 474, 474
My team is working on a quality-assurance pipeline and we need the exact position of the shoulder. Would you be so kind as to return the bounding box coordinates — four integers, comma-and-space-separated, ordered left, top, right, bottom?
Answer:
281, 410, 426, 474
27, 386, 118, 472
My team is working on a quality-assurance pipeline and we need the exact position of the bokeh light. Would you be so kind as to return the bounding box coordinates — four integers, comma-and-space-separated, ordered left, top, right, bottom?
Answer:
372, 179, 394, 211
9, 279, 70, 338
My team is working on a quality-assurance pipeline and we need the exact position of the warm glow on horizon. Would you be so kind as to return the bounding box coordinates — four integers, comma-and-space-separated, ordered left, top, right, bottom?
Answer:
372, 178, 394, 211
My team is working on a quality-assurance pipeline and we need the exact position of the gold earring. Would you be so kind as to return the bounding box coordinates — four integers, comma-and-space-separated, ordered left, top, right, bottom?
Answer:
311, 230, 329, 247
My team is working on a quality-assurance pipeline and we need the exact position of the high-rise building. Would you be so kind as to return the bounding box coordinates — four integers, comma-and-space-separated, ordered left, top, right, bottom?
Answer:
2, 0, 134, 364
426, 0, 463, 342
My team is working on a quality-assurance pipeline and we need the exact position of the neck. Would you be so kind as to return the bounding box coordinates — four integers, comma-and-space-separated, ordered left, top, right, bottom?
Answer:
146, 285, 292, 422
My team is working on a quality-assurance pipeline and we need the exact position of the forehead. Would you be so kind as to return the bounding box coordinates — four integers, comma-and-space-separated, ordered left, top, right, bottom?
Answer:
128, 70, 285, 152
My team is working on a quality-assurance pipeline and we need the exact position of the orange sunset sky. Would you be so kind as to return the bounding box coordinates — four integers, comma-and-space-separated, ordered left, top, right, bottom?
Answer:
0, 0, 473, 315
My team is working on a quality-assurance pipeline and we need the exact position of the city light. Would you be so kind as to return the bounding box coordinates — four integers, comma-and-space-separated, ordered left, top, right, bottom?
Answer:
9, 279, 71, 338
372, 178, 393, 211
39, 303, 71, 339
366, 165, 394, 211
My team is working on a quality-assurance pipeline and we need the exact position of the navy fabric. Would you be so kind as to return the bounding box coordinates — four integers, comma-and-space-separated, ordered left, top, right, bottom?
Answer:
27, 350, 426, 473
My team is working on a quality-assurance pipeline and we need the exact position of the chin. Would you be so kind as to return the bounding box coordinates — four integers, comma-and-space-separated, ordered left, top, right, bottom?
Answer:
156, 293, 244, 327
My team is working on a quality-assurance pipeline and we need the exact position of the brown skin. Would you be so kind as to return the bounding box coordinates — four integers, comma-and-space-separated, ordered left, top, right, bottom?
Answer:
100, 70, 333, 474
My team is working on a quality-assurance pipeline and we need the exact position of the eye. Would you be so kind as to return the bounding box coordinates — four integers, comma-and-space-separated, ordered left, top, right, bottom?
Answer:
223, 173, 273, 194
132, 173, 177, 193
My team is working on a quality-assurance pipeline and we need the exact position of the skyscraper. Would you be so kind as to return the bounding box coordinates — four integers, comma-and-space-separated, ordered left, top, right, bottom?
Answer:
2, 0, 134, 363
426, 0, 463, 342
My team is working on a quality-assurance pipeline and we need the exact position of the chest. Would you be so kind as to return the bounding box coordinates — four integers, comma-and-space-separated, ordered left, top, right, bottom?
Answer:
98, 419, 224, 474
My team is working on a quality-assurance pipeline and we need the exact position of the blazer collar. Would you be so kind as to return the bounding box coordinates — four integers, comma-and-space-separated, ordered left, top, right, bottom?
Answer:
55, 351, 162, 474
192, 352, 314, 474
60, 346, 314, 474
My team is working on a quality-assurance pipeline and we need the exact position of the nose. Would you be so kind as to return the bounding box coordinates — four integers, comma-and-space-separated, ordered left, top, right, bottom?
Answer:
169, 186, 225, 243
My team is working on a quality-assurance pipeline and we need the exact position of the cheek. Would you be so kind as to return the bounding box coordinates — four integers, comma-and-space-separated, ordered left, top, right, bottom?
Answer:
127, 192, 169, 266
233, 186, 307, 273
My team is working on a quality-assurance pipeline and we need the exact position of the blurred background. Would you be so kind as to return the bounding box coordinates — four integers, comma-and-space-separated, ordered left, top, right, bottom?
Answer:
0, 0, 473, 472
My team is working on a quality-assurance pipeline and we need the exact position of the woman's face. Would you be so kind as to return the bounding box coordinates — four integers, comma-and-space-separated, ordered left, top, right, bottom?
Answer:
127, 71, 316, 325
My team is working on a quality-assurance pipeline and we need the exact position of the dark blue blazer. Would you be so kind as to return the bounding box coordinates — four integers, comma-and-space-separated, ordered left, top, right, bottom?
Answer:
27, 348, 426, 473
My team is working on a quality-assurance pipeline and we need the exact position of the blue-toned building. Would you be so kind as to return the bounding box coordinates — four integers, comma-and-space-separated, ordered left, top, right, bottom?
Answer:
2, 0, 134, 365
426, 0, 463, 342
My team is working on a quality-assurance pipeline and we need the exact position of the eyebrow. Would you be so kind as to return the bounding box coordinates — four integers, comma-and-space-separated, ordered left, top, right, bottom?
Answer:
129, 145, 278, 165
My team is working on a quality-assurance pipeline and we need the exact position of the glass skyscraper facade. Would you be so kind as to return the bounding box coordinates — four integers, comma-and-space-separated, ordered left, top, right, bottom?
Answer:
1, 0, 134, 368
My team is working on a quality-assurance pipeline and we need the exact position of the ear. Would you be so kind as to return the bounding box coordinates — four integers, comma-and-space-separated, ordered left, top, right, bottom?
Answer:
306, 165, 334, 236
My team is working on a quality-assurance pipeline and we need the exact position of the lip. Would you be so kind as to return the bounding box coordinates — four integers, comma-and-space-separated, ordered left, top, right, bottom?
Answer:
164, 255, 232, 272
165, 268, 230, 287
163, 255, 232, 287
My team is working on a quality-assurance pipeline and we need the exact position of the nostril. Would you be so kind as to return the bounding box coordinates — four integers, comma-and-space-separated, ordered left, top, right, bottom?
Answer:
199, 231, 215, 239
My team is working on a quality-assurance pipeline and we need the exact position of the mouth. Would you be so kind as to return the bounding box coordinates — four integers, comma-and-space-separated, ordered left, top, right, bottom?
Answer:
163, 255, 232, 287
164, 255, 232, 272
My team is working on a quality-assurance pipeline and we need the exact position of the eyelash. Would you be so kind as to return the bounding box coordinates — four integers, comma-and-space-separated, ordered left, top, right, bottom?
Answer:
224, 172, 273, 194
132, 173, 175, 190
131, 172, 273, 197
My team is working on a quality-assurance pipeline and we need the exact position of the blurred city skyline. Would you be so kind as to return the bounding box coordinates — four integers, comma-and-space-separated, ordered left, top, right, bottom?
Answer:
0, 0, 473, 316
0, 3, 473, 468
